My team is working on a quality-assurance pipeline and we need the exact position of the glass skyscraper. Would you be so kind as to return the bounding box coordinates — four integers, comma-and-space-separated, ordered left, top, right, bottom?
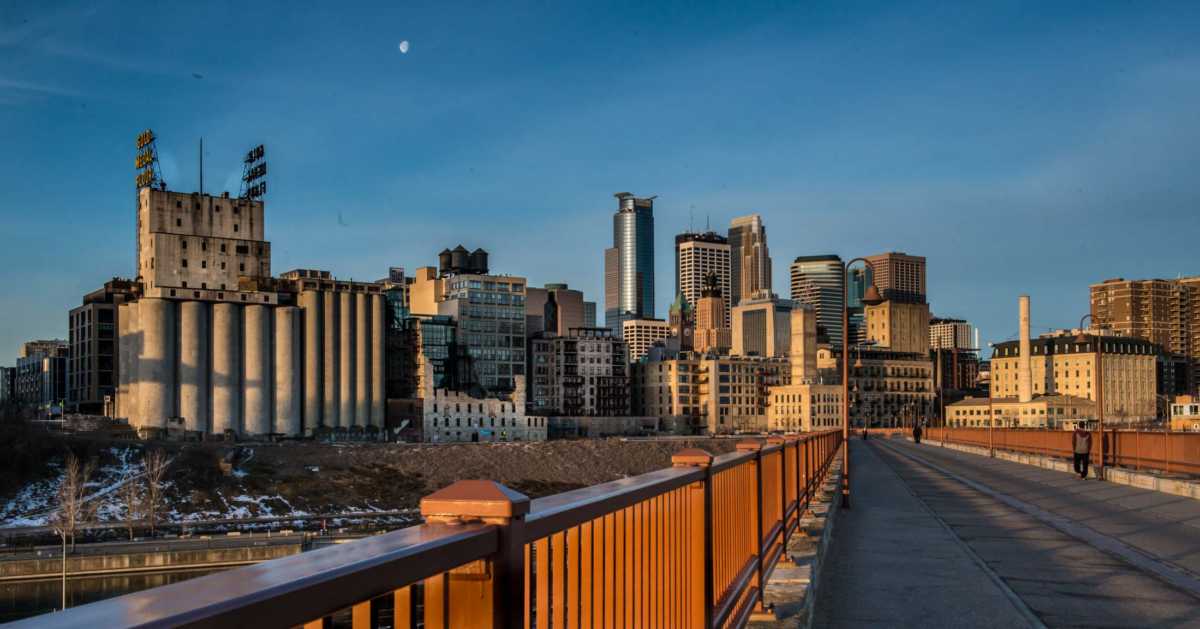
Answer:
604, 193, 655, 335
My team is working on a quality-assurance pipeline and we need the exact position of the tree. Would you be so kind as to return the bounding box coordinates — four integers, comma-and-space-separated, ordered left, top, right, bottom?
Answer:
51, 452, 97, 551
143, 449, 170, 536
120, 472, 141, 541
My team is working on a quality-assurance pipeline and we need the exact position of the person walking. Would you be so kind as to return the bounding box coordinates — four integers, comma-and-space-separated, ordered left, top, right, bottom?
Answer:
913, 423, 923, 444
1073, 424, 1093, 479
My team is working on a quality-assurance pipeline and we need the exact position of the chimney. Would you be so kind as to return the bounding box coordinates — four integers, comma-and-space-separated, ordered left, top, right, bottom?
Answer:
790, 304, 817, 382
1018, 295, 1033, 403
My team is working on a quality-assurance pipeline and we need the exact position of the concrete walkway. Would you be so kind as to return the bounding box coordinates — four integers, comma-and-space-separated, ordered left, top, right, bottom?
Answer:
814, 438, 1200, 628
811, 440, 1040, 628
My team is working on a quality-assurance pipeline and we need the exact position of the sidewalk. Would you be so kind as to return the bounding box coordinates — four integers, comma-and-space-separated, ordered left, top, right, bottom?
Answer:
811, 441, 1039, 628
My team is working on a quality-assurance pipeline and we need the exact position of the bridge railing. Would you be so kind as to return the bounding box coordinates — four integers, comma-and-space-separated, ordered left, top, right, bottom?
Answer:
24, 430, 843, 629
925, 427, 1200, 476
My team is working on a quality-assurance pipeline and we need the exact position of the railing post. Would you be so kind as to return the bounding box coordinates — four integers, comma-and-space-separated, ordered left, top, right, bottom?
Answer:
420, 480, 531, 629
672, 448, 714, 629
767, 436, 788, 541
736, 440, 766, 613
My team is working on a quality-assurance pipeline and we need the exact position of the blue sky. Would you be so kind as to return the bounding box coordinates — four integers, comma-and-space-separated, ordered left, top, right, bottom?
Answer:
2, 1, 1200, 360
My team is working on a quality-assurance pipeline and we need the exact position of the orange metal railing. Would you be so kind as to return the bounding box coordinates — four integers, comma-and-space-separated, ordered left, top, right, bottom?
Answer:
27, 431, 843, 629
924, 427, 1200, 476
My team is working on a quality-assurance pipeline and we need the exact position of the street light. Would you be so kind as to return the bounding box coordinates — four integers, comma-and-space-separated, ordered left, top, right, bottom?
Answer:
842, 258, 882, 509
1076, 315, 1104, 480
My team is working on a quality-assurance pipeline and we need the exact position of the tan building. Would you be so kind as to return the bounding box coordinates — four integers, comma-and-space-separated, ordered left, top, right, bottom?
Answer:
1170, 395, 1200, 432
695, 273, 732, 355
929, 317, 974, 350
947, 394, 1095, 428
1091, 276, 1200, 393
864, 299, 931, 355
731, 293, 791, 358
633, 353, 789, 434
828, 348, 934, 427
623, 318, 673, 362
525, 283, 586, 336
865, 251, 926, 304
729, 214, 771, 306
768, 304, 842, 432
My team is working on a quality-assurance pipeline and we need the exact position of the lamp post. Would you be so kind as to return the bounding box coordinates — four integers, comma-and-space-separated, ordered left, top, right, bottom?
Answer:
842, 258, 882, 509
1077, 315, 1104, 480
987, 342, 995, 457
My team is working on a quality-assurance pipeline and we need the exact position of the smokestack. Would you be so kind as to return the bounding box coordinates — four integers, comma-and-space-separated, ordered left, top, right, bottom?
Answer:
790, 304, 817, 382
1018, 295, 1032, 403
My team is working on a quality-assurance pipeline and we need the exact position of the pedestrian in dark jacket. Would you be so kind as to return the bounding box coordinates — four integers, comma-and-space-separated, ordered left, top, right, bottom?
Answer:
1073, 426, 1092, 479
913, 424, 923, 444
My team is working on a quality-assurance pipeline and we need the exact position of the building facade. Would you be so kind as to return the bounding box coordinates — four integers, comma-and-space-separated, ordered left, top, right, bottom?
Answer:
790, 255, 845, 345
728, 214, 771, 307
622, 318, 673, 363
68, 279, 137, 414
423, 365, 543, 442
1090, 276, 1200, 394
633, 353, 790, 434
526, 284, 586, 337
15, 340, 68, 411
695, 273, 732, 355
731, 294, 791, 358
929, 317, 974, 350
528, 327, 630, 416
865, 252, 926, 304
864, 299, 931, 355
768, 304, 842, 432
605, 193, 656, 334
675, 231, 731, 326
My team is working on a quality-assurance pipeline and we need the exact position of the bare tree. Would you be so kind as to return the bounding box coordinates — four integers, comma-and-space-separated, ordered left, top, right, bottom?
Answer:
143, 449, 170, 536
51, 452, 97, 551
120, 472, 141, 541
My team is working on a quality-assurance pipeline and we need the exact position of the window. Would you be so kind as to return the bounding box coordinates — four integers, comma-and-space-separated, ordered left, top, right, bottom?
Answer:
220, 244, 227, 253
233, 224, 239, 232
181, 259, 188, 268
239, 263, 245, 272
181, 240, 187, 250
201, 260, 207, 268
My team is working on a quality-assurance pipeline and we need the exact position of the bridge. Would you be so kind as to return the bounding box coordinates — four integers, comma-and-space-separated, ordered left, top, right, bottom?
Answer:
13, 428, 1200, 628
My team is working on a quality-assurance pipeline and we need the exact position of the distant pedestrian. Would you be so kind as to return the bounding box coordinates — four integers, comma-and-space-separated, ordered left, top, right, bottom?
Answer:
1073, 426, 1092, 479
913, 424, 923, 444
862, 428, 869, 440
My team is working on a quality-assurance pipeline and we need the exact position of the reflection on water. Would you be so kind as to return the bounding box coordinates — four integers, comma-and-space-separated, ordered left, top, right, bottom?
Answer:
0, 568, 225, 623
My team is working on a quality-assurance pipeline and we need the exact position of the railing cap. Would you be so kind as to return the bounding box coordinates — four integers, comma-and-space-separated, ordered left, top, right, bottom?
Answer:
736, 440, 763, 452
765, 436, 787, 445
671, 448, 714, 467
420, 480, 530, 520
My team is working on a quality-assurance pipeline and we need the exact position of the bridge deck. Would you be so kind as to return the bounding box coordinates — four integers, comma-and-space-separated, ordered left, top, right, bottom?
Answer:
812, 438, 1200, 628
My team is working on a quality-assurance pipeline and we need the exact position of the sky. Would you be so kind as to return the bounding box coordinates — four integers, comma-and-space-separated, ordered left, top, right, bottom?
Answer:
2, 1, 1200, 360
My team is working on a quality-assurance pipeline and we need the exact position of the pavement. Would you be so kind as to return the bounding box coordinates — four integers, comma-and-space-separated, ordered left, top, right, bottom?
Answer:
811, 438, 1200, 628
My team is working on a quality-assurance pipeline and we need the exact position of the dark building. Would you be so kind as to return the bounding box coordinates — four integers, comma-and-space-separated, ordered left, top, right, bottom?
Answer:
68, 279, 138, 414
528, 327, 630, 416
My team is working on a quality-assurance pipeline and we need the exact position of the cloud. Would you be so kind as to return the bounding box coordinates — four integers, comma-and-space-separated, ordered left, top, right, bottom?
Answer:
0, 77, 81, 98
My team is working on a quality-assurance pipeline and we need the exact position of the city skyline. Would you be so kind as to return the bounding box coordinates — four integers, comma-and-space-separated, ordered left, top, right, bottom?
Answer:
5, 2, 1200, 358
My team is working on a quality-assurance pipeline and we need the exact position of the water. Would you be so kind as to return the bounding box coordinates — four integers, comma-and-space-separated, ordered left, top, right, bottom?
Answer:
0, 568, 224, 623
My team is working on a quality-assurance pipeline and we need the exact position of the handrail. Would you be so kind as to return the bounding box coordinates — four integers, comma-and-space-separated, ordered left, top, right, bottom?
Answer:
25, 430, 845, 628
17, 522, 496, 628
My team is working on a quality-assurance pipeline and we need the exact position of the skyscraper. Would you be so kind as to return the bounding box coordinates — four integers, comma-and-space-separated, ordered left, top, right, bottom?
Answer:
865, 251, 926, 303
604, 193, 655, 335
790, 255, 845, 345
1091, 276, 1200, 393
675, 230, 731, 326
728, 214, 771, 307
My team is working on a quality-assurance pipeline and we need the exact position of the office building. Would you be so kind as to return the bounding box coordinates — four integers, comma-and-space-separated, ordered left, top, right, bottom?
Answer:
865, 252, 926, 303
817, 345, 934, 428
15, 340, 68, 411
68, 279, 138, 414
930, 317, 974, 350
583, 301, 597, 328
729, 214, 771, 306
768, 304, 842, 432
731, 293, 792, 358
622, 318, 673, 363
675, 231, 731, 326
1090, 276, 1200, 394
528, 327, 630, 416
695, 273, 732, 355
0, 366, 14, 405
790, 255, 845, 345
410, 247, 527, 393
604, 193, 655, 334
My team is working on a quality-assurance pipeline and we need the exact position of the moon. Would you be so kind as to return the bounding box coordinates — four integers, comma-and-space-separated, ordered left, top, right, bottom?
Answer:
398, 40, 410, 54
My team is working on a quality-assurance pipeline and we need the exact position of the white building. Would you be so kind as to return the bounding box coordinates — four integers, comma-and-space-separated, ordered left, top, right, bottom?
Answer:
622, 318, 673, 363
